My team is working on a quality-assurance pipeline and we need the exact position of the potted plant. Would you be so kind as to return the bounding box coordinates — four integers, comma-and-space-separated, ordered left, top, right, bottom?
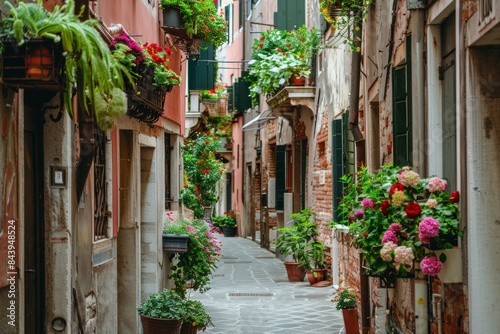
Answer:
274, 208, 318, 282
179, 134, 225, 219
138, 289, 186, 334
319, 0, 373, 52
212, 211, 237, 237
303, 241, 328, 285
160, 0, 227, 48
0, 0, 131, 130
166, 218, 223, 298
331, 286, 360, 334
181, 300, 213, 334
247, 25, 320, 104
200, 83, 228, 116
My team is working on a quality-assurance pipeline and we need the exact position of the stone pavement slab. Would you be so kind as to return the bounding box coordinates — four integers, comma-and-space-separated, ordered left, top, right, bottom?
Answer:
190, 236, 346, 334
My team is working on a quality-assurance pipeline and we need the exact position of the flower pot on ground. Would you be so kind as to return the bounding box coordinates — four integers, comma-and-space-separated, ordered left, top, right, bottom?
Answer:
138, 289, 186, 334
284, 262, 305, 282
212, 211, 237, 237
181, 299, 213, 334
274, 208, 319, 282
331, 286, 360, 334
305, 268, 328, 285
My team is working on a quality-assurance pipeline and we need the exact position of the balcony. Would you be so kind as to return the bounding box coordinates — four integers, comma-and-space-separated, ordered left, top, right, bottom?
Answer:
468, 0, 500, 46
266, 85, 315, 112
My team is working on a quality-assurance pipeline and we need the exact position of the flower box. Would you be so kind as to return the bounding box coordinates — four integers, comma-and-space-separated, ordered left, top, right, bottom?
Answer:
1, 37, 64, 90
127, 67, 168, 125
162, 234, 189, 253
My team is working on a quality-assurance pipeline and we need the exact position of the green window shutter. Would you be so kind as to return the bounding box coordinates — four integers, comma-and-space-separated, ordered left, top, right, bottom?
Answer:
234, 81, 241, 112
276, 145, 286, 210
274, 0, 305, 30
392, 36, 412, 167
188, 45, 215, 90
227, 86, 234, 113
343, 112, 355, 174
225, 4, 231, 42
332, 119, 343, 222
239, 71, 252, 111
301, 139, 307, 209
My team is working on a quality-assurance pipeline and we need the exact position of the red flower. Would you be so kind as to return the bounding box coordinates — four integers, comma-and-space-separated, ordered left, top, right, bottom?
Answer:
405, 202, 422, 219
390, 183, 405, 195
260, 36, 265, 41
286, 43, 290, 47
277, 48, 282, 52
184, 184, 189, 188
381, 200, 390, 216
259, 43, 264, 47
450, 191, 460, 203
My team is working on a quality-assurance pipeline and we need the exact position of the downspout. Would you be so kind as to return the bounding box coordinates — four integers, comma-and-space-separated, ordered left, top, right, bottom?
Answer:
348, 26, 363, 142
349, 16, 369, 334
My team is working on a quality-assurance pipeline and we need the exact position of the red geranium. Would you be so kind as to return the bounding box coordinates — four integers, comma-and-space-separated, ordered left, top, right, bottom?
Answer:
381, 200, 390, 216
390, 183, 405, 195
450, 191, 460, 203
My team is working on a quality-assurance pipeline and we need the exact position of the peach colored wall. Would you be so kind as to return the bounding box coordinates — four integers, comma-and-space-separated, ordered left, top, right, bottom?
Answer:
95, 0, 186, 133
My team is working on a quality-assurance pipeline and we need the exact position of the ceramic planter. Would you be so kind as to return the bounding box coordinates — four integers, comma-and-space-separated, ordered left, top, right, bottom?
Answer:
341, 308, 360, 334
221, 226, 237, 237
305, 269, 327, 285
284, 262, 304, 282
140, 314, 183, 334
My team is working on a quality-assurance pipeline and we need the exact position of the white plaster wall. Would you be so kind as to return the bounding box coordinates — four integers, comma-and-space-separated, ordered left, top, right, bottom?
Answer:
43, 94, 74, 333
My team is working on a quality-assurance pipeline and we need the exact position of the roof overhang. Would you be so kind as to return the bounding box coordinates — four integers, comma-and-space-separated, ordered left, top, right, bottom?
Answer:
242, 109, 276, 132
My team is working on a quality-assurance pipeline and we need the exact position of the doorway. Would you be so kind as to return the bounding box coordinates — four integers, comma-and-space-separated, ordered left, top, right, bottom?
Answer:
24, 103, 45, 332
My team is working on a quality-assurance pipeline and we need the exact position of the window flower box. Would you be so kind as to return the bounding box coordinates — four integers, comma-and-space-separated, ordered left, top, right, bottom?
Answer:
162, 234, 189, 253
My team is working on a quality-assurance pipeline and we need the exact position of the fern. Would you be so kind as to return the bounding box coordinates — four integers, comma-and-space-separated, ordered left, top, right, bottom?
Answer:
1, 0, 132, 129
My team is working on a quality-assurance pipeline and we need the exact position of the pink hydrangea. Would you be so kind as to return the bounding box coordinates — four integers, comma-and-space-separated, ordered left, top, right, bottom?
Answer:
420, 256, 443, 276
418, 217, 440, 244
362, 198, 374, 209
428, 177, 447, 193
355, 210, 364, 219
394, 246, 414, 272
398, 169, 420, 187
388, 223, 402, 232
380, 242, 396, 262
382, 230, 398, 244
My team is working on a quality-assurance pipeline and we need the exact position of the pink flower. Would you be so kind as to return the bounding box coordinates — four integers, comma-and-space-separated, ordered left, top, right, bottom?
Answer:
382, 230, 398, 244
398, 169, 420, 187
418, 217, 440, 244
355, 210, 364, 219
362, 198, 374, 209
420, 256, 443, 276
426, 198, 438, 209
428, 177, 448, 193
394, 246, 414, 272
388, 223, 402, 232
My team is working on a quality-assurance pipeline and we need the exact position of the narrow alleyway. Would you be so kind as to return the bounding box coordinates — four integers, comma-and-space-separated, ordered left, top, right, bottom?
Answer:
191, 236, 345, 334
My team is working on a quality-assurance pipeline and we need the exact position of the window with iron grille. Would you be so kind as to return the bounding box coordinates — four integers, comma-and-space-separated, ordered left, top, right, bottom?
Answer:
94, 130, 108, 241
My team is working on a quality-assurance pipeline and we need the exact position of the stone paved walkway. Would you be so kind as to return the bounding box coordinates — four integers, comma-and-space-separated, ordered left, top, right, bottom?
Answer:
190, 236, 346, 334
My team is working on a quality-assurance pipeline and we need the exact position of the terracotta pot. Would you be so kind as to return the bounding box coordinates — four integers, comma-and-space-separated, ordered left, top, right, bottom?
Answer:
342, 308, 360, 334
305, 269, 327, 285
140, 314, 182, 334
289, 74, 306, 86
284, 262, 304, 282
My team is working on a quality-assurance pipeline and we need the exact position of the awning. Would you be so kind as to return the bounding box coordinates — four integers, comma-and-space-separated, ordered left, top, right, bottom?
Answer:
242, 109, 275, 131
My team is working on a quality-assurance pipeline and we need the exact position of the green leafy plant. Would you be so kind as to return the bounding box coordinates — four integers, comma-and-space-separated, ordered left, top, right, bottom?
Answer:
0, 0, 131, 129
319, 0, 373, 52
247, 25, 321, 104
274, 208, 318, 263
184, 299, 213, 331
180, 134, 226, 218
330, 164, 462, 277
212, 210, 236, 228
201, 83, 227, 101
164, 217, 223, 298
304, 240, 327, 271
137, 289, 186, 320
160, 0, 227, 48
331, 286, 360, 310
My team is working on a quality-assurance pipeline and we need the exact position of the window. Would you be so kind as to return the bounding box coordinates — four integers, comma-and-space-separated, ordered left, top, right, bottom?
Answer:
165, 134, 172, 210
94, 129, 108, 241
392, 36, 412, 167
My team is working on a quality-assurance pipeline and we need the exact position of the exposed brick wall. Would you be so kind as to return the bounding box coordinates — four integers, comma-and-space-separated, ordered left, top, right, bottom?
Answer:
311, 110, 333, 247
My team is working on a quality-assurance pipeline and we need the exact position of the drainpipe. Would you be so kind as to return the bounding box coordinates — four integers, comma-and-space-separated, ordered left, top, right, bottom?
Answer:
348, 26, 363, 142
432, 294, 443, 334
